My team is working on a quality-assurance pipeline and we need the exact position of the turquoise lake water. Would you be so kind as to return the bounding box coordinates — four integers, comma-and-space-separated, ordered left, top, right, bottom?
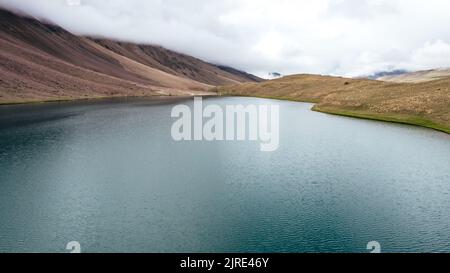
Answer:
0, 97, 449, 253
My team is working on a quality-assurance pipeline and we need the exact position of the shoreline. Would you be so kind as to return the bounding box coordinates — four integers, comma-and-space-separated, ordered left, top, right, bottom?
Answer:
312, 106, 450, 135
0, 93, 218, 107
1, 93, 448, 135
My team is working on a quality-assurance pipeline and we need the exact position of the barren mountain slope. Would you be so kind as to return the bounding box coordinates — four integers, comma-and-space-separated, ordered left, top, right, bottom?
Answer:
0, 8, 260, 104
93, 40, 263, 86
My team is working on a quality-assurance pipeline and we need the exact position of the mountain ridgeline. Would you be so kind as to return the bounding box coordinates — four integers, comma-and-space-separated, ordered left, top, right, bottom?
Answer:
0, 8, 262, 104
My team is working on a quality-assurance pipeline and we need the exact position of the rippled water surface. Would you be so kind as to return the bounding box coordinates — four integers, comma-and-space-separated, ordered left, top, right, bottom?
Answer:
0, 97, 449, 253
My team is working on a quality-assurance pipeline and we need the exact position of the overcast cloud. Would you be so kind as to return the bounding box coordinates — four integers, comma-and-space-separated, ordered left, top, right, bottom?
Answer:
1, 0, 450, 78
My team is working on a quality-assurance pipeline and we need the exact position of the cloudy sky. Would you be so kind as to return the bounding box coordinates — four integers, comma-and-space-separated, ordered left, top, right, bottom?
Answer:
1, 0, 450, 78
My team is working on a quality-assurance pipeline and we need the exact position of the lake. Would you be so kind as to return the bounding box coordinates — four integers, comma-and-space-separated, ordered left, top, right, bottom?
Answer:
0, 97, 449, 253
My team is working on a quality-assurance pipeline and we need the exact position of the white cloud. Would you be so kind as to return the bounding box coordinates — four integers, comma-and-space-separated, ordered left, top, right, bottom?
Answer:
1, 0, 450, 78
409, 40, 450, 70
66, 0, 81, 6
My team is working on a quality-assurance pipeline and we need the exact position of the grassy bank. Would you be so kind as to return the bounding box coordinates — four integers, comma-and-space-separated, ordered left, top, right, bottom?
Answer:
216, 74, 450, 134
313, 106, 450, 134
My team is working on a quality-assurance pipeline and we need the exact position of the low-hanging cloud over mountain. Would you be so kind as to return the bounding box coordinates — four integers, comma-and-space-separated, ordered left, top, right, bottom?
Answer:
1, 0, 450, 78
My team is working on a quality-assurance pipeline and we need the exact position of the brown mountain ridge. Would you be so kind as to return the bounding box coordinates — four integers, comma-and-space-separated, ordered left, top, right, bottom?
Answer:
0, 8, 261, 104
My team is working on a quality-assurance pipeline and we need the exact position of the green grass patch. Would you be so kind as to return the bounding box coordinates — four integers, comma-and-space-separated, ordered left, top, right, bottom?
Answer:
313, 106, 450, 134
217, 91, 449, 134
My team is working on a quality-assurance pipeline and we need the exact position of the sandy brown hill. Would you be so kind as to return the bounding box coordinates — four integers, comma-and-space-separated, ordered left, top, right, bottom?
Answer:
215, 74, 385, 102
216, 74, 450, 133
93, 40, 263, 86
0, 8, 260, 104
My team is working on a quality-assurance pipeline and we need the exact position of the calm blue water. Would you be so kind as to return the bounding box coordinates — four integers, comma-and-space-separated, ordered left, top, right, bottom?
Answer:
0, 97, 449, 253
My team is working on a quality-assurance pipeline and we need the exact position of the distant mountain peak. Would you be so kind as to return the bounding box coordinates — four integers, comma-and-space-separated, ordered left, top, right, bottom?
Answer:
367, 69, 408, 80
268, 72, 282, 79
374, 68, 450, 83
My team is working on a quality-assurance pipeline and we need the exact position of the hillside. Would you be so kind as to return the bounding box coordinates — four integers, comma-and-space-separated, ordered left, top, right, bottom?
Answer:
216, 74, 450, 133
215, 74, 386, 103
378, 68, 450, 83
0, 8, 261, 104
